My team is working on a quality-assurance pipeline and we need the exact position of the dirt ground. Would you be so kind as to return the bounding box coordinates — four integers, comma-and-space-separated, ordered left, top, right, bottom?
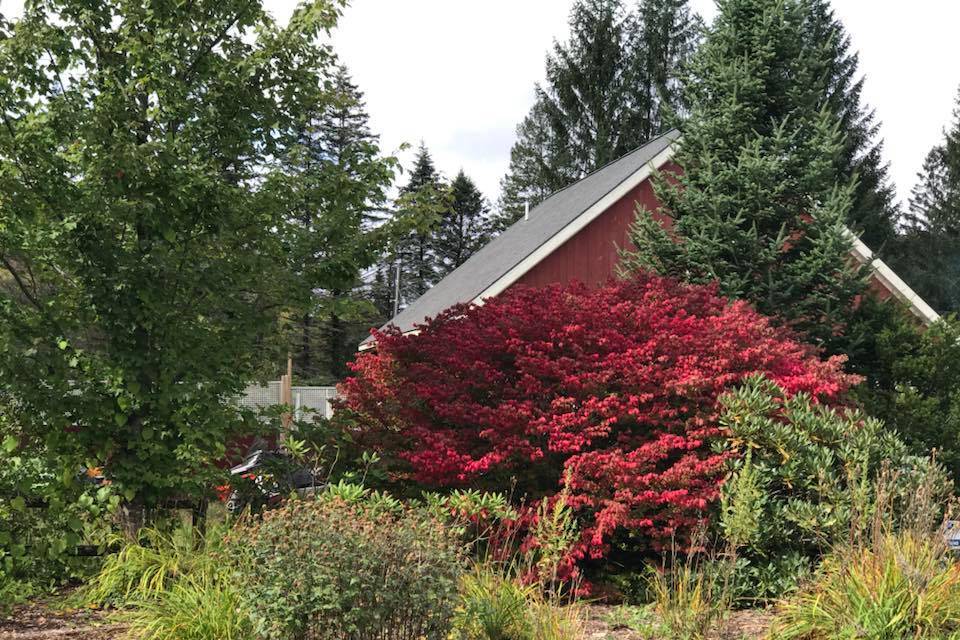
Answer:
0, 598, 773, 640
0, 597, 126, 640
584, 605, 774, 640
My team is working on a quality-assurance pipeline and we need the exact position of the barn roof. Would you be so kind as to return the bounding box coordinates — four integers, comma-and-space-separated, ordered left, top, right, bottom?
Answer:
362, 129, 938, 348
360, 129, 680, 347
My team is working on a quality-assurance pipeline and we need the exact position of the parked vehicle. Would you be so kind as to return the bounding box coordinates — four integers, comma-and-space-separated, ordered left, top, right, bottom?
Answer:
224, 443, 319, 514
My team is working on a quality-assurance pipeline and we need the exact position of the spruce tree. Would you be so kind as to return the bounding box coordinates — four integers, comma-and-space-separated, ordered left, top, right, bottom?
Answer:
496, 0, 700, 228
620, 0, 865, 349
391, 143, 450, 308
284, 66, 397, 382
803, 0, 899, 251
436, 171, 492, 276
890, 86, 960, 314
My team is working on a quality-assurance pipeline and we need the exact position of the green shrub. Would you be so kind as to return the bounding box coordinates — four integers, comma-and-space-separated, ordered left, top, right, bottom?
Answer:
717, 375, 950, 601
122, 572, 251, 640
770, 464, 960, 639
231, 495, 464, 640
0, 434, 118, 599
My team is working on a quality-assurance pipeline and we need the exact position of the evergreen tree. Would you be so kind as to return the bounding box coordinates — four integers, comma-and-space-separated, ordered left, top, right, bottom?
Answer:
620, 0, 866, 349
436, 171, 492, 276
890, 86, 960, 314
391, 144, 450, 308
284, 66, 398, 382
496, 0, 700, 228
803, 0, 899, 251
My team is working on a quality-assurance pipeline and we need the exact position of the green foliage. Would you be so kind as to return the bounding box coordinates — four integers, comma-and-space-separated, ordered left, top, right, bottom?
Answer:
496, 0, 700, 227
852, 311, 960, 481
771, 476, 960, 640
452, 564, 585, 640
718, 375, 950, 601
0, 0, 353, 508
79, 523, 223, 607
230, 495, 464, 640
282, 65, 400, 383
122, 572, 252, 640
621, 0, 866, 351
0, 419, 118, 598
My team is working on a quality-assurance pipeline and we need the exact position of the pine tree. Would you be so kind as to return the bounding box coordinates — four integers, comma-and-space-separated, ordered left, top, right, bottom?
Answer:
620, 0, 866, 350
634, 0, 702, 127
391, 143, 450, 308
890, 86, 960, 314
285, 66, 397, 382
496, 0, 700, 228
436, 171, 491, 276
803, 0, 899, 251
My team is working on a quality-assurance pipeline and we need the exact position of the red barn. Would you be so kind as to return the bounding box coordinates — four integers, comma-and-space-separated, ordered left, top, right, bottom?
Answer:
361, 130, 938, 349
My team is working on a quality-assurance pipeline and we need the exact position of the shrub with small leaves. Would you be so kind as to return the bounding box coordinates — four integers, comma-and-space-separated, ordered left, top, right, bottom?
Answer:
230, 495, 464, 640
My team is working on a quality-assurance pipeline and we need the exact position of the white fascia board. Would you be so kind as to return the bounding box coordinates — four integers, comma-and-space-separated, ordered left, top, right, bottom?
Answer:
845, 230, 941, 325
471, 143, 678, 305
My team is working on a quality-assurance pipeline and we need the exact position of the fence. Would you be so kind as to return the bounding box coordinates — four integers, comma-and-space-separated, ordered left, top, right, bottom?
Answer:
238, 382, 338, 420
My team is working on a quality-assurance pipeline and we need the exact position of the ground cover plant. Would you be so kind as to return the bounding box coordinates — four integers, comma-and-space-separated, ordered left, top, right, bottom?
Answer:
340, 273, 859, 573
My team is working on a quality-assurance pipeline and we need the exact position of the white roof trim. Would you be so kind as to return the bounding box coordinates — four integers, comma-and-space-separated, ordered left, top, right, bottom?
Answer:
845, 230, 941, 325
471, 143, 677, 305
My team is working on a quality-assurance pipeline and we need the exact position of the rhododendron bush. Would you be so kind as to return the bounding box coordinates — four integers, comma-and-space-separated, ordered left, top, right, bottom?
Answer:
339, 274, 858, 566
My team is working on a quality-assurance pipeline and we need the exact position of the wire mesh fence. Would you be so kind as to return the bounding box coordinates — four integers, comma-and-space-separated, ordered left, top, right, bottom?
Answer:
238, 382, 338, 419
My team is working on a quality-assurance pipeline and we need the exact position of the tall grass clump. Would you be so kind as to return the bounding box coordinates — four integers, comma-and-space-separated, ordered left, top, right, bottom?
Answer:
452, 492, 585, 640
453, 565, 585, 640
79, 521, 223, 607
644, 526, 736, 640
770, 464, 959, 640
122, 572, 251, 640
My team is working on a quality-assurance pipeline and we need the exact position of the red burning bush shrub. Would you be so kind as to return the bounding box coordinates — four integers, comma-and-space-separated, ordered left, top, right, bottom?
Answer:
339, 274, 858, 565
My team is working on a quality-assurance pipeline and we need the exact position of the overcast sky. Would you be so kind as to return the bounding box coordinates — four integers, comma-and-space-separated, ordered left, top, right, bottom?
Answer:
2, 0, 958, 210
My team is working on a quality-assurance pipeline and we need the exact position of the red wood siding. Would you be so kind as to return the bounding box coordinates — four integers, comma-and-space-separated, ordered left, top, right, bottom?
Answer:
507, 161, 917, 320
514, 167, 674, 289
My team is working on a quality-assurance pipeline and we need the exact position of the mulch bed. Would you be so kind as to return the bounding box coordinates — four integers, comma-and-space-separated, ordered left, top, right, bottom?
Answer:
585, 605, 775, 639
1, 597, 774, 640
0, 597, 126, 640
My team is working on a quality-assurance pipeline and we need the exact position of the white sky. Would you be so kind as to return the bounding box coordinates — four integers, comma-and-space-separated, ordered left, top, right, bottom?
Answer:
2, 0, 958, 209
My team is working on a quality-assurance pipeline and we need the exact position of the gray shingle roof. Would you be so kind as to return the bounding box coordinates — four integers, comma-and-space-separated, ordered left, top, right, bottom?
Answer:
362, 129, 680, 345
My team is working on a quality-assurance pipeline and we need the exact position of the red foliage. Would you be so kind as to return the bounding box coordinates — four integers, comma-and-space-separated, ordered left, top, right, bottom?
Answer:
339, 274, 858, 564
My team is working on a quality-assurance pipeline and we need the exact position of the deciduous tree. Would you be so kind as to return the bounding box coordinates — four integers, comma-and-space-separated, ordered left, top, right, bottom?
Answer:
340, 274, 857, 566
0, 0, 351, 523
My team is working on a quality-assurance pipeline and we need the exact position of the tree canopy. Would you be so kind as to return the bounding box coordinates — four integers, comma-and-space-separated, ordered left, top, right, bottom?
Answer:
0, 0, 363, 509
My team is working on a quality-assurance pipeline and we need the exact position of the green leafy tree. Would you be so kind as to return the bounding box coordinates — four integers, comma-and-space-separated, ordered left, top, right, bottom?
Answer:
803, 0, 899, 251
0, 0, 348, 527
435, 171, 491, 277
620, 0, 866, 350
282, 66, 399, 382
890, 86, 960, 314
495, 0, 700, 228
